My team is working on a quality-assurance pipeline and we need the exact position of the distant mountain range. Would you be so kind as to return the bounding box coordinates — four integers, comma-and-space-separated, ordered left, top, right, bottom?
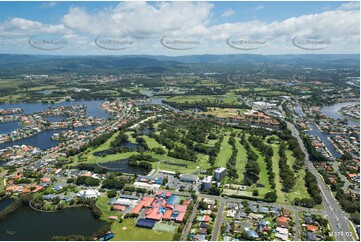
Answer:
0, 54, 358, 75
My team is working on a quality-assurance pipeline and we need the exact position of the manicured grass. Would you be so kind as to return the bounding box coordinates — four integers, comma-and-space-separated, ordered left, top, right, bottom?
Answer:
284, 169, 310, 203
154, 151, 210, 173
96, 196, 122, 222
199, 107, 247, 118
348, 220, 359, 241
111, 218, 175, 241
141, 136, 165, 149
125, 131, 137, 144
0, 79, 27, 88
215, 134, 232, 167
235, 138, 247, 181
166, 95, 218, 103
248, 143, 271, 196
69, 131, 139, 166
271, 144, 310, 204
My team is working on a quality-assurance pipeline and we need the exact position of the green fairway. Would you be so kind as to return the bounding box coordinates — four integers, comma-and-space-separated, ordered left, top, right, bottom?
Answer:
249, 143, 271, 196
153, 152, 210, 174
141, 136, 165, 149
271, 145, 310, 204
111, 218, 175, 241
166, 95, 218, 103
215, 134, 232, 167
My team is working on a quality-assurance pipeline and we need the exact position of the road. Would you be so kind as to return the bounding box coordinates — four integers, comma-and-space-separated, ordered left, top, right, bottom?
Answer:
211, 200, 225, 241
286, 121, 353, 241
294, 209, 300, 241
181, 200, 198, 241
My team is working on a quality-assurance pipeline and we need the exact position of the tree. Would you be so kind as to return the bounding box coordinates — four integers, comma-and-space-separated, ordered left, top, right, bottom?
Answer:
107, 190, 117, 198
264, 191, 277, 202
252, 190, 259, 196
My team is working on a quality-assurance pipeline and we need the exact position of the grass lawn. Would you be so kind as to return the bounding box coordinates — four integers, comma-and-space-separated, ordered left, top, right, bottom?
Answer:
125, 131, 137, 144
166, 95, 218, 103
96, 196, 122, 222
141, 136, 165, 149
215, 134, 232, 167
153, 152, 210, 173
249, 143, 271, 196
69, 131, 139, 166
284, 169, 310, 203
271, 144, 310, 204
0, 78, 27, 88
111, 218, 175, 241
199, 107, 247, 118
348, 220, 359, 241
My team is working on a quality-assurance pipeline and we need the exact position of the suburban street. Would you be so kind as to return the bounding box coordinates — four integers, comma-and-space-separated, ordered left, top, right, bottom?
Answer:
211, 200, 225, 241
286, 121, 354, 241
181, 201, 199, 241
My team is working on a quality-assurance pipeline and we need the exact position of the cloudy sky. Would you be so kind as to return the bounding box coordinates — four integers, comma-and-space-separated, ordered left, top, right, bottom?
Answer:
0, 1, 359, 55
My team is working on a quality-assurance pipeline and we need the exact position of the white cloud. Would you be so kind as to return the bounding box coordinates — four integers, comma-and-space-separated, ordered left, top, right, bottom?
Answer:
62, 1, 213, 38
0, 1, 359, 54
338, 1, 360, 10
41, 2, 58, 9
222, 9, 235, 17
1, 17, 68, 35
247, 5, 264, 13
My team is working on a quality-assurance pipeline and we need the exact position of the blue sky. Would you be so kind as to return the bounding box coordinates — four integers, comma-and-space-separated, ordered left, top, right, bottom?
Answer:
0, 1, 359, 55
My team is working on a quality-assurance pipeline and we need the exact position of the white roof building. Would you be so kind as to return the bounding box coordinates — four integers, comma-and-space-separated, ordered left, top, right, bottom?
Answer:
77, 189, 100, 199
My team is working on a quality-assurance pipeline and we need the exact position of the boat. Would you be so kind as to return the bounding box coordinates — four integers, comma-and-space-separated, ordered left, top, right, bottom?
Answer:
6, 230, 16, 235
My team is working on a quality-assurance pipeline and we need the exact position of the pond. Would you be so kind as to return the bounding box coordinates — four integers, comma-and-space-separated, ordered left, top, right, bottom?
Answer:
0, 198, 14, 211
0, 206, 107, 241
92, 159, 148, 175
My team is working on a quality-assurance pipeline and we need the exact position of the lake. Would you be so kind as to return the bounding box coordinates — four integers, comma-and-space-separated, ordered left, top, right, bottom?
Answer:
0, 206, 107, 241
0, 126, 97, 150
0, 100, 111, 119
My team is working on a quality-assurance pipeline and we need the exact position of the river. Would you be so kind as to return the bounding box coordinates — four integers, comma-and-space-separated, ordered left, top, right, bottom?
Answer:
0, 206, 107, 241
306, 123, 342, 158
321, 101, 360, 126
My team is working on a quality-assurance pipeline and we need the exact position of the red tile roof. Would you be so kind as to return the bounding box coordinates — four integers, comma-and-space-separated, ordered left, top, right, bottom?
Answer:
131, 203, 143, 215
163, 210, 173, 220
145, 207, 163, 221
277, 216, 290, 223
113, 205, 125, 211
306, 224, 319, 232
176, 211, 186, 222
